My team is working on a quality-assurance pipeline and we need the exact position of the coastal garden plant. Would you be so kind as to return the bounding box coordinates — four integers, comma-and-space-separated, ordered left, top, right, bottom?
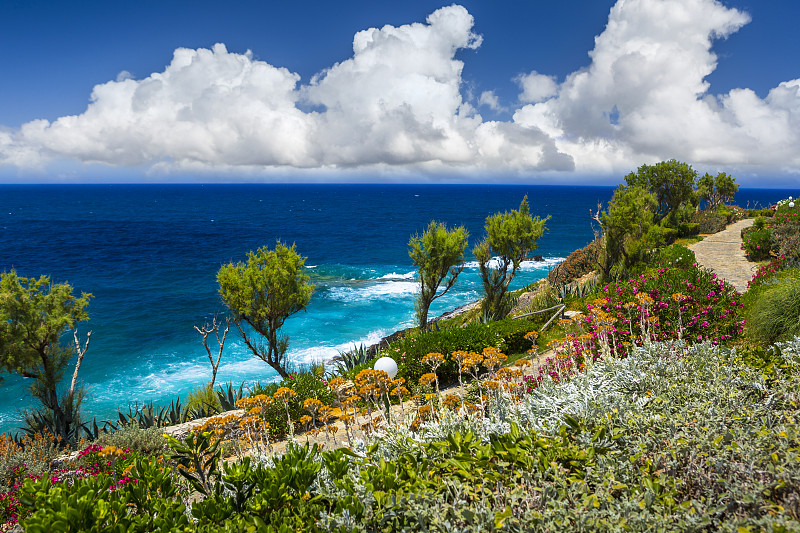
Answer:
408, 220, 469, 331
7, 336, 800, 532
0, 271, 93, 447
745, 270, 800, 346
623, 159, 699, 226
473, 196, 549, 321
217, 241, 315, 379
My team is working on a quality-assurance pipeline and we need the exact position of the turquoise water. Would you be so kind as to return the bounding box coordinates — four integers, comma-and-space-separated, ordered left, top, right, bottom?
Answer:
0, 184, 782, 433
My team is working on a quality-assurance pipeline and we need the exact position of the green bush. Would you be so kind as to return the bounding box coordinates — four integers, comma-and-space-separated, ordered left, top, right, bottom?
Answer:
548, 239, 600, 286
741, 226, 772, 260
770, 220, 800, 260
93, 424, 166, 456
654, 244, 696, 269
184, 383, 222, 416
746, 278, 800, 345
385, 323, 507, 385
485, 318, 541, 354
676, 222, 700, 237
691, 211, 727, 234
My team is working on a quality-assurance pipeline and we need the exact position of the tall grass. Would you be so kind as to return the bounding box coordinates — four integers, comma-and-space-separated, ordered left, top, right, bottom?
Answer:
747, 277, 800, 345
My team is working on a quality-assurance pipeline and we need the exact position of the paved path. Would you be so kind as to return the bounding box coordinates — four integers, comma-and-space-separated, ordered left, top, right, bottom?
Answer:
688, 218, 757, 293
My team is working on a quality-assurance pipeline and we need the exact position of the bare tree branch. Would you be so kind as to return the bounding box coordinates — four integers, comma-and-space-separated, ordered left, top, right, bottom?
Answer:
69, 330, 91, 396
194, 316, 230, 388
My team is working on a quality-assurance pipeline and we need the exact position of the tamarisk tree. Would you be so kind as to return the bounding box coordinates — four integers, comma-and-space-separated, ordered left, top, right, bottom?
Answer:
474, 196, 549, 321
0, 270, 92, 444
217, 241, 314, 379
408, 221, 469, 331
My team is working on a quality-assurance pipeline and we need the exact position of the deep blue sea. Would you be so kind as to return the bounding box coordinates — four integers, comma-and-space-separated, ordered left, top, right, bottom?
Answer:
0, 184, 787, 433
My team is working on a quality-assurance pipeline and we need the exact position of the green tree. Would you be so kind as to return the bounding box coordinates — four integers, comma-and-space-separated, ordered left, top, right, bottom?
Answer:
217, 241, 314, 378
624, 159, 698, 226
474, 196, 549, 321
408, 221, 469, 331
0, 271, 92, 444
597, 185, 665, 281
697, 172, 739, 211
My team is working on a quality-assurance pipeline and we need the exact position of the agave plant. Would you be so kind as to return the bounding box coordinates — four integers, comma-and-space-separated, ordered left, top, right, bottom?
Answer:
216, 381, 245, 412
330, 344, 372, 376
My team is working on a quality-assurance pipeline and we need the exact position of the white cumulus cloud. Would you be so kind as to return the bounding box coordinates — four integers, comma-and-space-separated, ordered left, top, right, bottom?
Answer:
513, 0, 800, 174
516, 71, 558, 104
0, 5, 570, 175
1, 0, 799, 180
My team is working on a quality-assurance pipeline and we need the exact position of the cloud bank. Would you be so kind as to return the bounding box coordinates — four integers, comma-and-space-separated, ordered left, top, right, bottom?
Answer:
1, 0, 799, 180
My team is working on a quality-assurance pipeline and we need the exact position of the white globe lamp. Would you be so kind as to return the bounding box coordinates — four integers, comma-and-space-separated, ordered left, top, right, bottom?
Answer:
790, 202, 796, 208
374, 356, 398, 378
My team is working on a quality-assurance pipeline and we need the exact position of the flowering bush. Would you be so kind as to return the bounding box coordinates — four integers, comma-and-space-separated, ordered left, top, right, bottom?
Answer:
559, 266, 745, 363
1, 444, 137, 528
741, 227, 772, 260
749, 255, 788, 289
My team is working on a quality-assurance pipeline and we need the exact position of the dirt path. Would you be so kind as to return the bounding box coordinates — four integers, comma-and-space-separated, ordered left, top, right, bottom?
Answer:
688, 218, 757, 293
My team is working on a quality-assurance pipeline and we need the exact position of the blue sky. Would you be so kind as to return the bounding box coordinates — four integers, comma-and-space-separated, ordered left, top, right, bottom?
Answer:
1, 0, 798, 185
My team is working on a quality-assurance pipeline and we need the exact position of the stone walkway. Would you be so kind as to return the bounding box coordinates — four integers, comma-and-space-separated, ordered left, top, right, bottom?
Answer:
688, 218, 757, 293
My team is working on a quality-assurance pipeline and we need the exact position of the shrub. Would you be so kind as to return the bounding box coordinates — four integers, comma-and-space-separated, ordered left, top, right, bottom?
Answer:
93, 424, 166, 457
769, 219, 800, 260
485, 319, 543, 354
244, 371, 336, 439
676, 222, 700, 237
386, 323, 503, 385
184, 383, 222, 416
746, 278, 800, 345
654, 244, 696, 270
741, 226, 772, 260
748, 255, 789, 289
583, 265, 745, 354
691, 210, 728, 234
0, 432, 61, 493
548, 239, 600, 286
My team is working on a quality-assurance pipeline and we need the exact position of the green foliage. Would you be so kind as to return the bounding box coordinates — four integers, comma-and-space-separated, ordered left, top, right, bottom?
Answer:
330, 344, 372, 377
385, 323, 502, 384
624, 159, 698, 226
653, 244, 696, 270
185, 383, 223, 418
548, 239, 600, 286
726, 344, 798, 386
164, 431, 222, 497
93, 423, 166, 456
741, 226, 772, 260
408, 220, 469, 330
746, 278, 800, 345
383, 319, 541, 385
676, 221, 699, 237
243, 371, 336, 439
599, 185, 667, 281
0, 271, 93, 446
697, 171, 739, 211
474, 196, 549, 321
218, 241, 314, 378
215, 382, 245, 412
10, 339, 800, 532
691, 210, 728, 234
485, 319, 541, 354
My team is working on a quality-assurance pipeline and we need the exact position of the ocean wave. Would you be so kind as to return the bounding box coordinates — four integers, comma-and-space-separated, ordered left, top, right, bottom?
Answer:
463, 256, 564, 270
377, 271, 416, 280
289, 329, 389, 365
327, 279, 419, 302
